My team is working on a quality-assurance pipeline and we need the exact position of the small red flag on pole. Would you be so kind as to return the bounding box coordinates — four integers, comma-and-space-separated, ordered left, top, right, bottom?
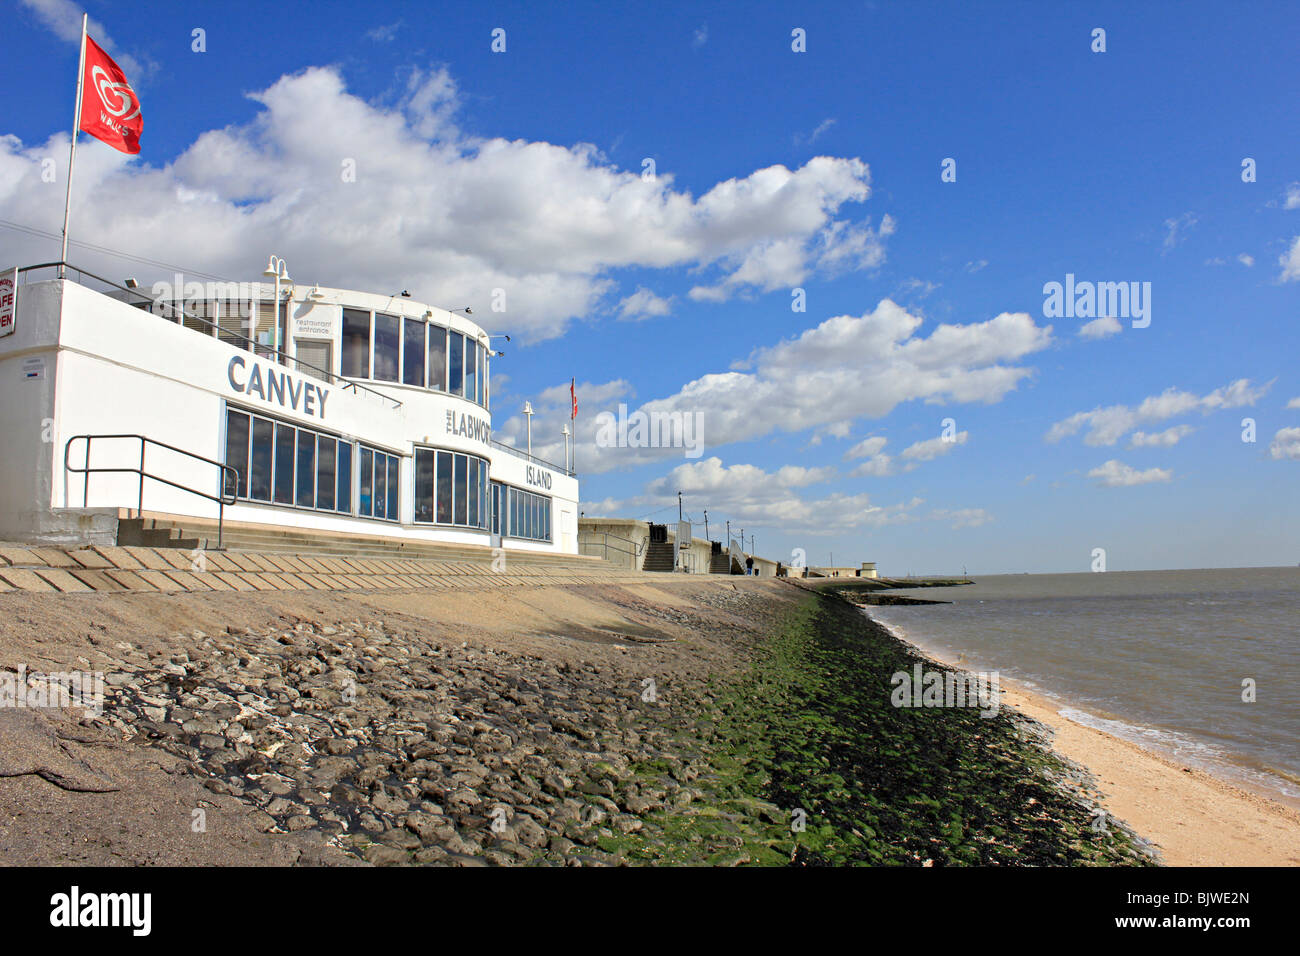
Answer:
79, 36, 143, 155
570, 378, 578, 419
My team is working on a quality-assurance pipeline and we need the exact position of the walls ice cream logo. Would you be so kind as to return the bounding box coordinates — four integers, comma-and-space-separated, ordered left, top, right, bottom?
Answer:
91, 65, 140, 125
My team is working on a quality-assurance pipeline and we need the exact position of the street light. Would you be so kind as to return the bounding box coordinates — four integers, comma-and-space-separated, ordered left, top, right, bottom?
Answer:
562, 422, 571, 473
703, 509, 709, 541
523, 401, 534, 458
677, 491, 683, 522
262, 255, 293, 362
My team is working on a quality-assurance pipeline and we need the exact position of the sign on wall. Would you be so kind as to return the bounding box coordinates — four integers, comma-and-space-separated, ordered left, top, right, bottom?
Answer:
0, 267, 16, 338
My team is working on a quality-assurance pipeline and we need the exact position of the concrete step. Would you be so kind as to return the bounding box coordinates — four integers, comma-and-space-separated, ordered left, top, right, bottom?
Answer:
117, 512, 610, 572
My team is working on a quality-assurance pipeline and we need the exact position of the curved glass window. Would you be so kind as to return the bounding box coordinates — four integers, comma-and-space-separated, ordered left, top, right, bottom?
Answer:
374, 313, 399, 382
403, 317, 425, 386
341, 309, 370, 378
414, 448, 490, 530
501, 486, 550, 542
448, 332, 464, 396
358, 445, 400, 521
225, 406, 351, 515
427, 326, 447, 391
335, 307, 488, 411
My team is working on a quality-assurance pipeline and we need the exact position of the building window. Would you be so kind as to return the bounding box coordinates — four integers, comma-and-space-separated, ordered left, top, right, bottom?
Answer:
427, 326, 447, 391
357, 445, 400, 521
225, 407, 352, 515
224, 411, 250, 497
296, 431, 316, 507
317, 438, 336, 511
250, 417, 273, 501
436, 450, 453, 523
373, 312, 399, 382
415, 450, 434, 523
342, 308, 370, 378
413, 448, 490, 530
464, 339, 477, 406
403, 317, 426, 386
502, 486, 551, 542
448, 332, 463, 396
273, 423, 295, 505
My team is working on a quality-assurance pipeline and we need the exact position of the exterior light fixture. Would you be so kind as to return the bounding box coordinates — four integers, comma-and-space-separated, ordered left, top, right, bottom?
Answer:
262, 255, 292, 359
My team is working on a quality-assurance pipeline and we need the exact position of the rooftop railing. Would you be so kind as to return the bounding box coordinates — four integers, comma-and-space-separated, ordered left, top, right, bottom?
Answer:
490, 437, 574, 476
17, 261, 402, 409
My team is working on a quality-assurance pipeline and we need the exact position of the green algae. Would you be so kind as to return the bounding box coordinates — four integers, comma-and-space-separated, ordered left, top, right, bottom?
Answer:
609, 588, 1155, 866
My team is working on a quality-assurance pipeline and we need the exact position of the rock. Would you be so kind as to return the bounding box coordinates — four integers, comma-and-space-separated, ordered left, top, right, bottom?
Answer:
363, 844, 409, 866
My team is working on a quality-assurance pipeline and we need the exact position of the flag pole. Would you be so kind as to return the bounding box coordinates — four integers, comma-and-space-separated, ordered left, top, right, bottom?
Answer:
59, 13, 89, 279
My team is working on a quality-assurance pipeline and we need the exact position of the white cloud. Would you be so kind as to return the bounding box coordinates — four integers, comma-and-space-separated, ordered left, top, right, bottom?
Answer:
1269, 427, 1300, 460
1238, 253, 1255, 267
0, 66, 890, 342
1162, 212, 1197, 250
613, 457, 917, 532
1078, 315, 1121, 340
1047, 379, 1270, 446
1128, 424, 1194, 448
1088, 459, 1174, 487
806, 420, 851, 446
898, 277, 939, 298
522, 298, 1051, 475
964, 259, 988, 273
366, 22, 402, 42
1279, 237, 1300, 282
1286, 397, 1300, 409
850, 454, 896, 478
1285, 183, 1300, 210
844, 436, 894, 476
18, 0, 145, 76
901, 431, 968, 461
692, 24, 709, 48
617, 286, 674, 320
795, 118, 837, 148
930, 507, 992, 529
688, 209, 895, 303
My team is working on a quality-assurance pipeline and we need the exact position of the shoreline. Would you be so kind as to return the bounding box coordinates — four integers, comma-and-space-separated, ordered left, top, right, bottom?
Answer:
861, 608, 1300, 866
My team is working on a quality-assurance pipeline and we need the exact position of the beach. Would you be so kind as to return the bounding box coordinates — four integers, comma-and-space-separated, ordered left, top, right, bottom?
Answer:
866, 628, 1300, 867
0, 569, 1294, 865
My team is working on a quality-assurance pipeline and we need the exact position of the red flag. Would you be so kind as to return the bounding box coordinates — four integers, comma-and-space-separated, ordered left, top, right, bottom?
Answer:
79, 37, 142, 154
570, 378, 577, 419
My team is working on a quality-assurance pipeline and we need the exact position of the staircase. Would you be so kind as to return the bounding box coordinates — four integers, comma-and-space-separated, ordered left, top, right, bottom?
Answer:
709, 550, 731, 574
116, 517, 200, 551
641, 540, 676, 572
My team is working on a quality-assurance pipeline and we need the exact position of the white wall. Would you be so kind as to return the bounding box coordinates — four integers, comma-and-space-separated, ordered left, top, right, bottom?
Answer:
0, 278, 579, 551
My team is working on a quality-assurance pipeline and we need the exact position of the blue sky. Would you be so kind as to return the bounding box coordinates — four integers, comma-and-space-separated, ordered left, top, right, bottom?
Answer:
3, 0, 1298, 573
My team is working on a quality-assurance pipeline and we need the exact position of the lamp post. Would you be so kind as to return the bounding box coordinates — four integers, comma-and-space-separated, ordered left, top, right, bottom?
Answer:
677, 491, 683, 522
523, 401, 534, 458
262, 255, 292, 363
703, 510, 709, 541
562, 423, 571, 473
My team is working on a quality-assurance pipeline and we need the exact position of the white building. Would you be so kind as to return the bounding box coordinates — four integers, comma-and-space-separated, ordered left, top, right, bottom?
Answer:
0, 262, 579, 555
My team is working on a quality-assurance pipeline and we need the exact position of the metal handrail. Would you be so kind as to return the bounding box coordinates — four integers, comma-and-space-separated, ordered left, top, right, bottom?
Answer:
577, 531, 646, 566
18, 261, 402, 409
490, 438, 573, 476
64, 433, 239, 550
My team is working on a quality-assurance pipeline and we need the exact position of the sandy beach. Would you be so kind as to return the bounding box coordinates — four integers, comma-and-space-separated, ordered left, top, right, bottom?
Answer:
886, 632, 1300, 867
